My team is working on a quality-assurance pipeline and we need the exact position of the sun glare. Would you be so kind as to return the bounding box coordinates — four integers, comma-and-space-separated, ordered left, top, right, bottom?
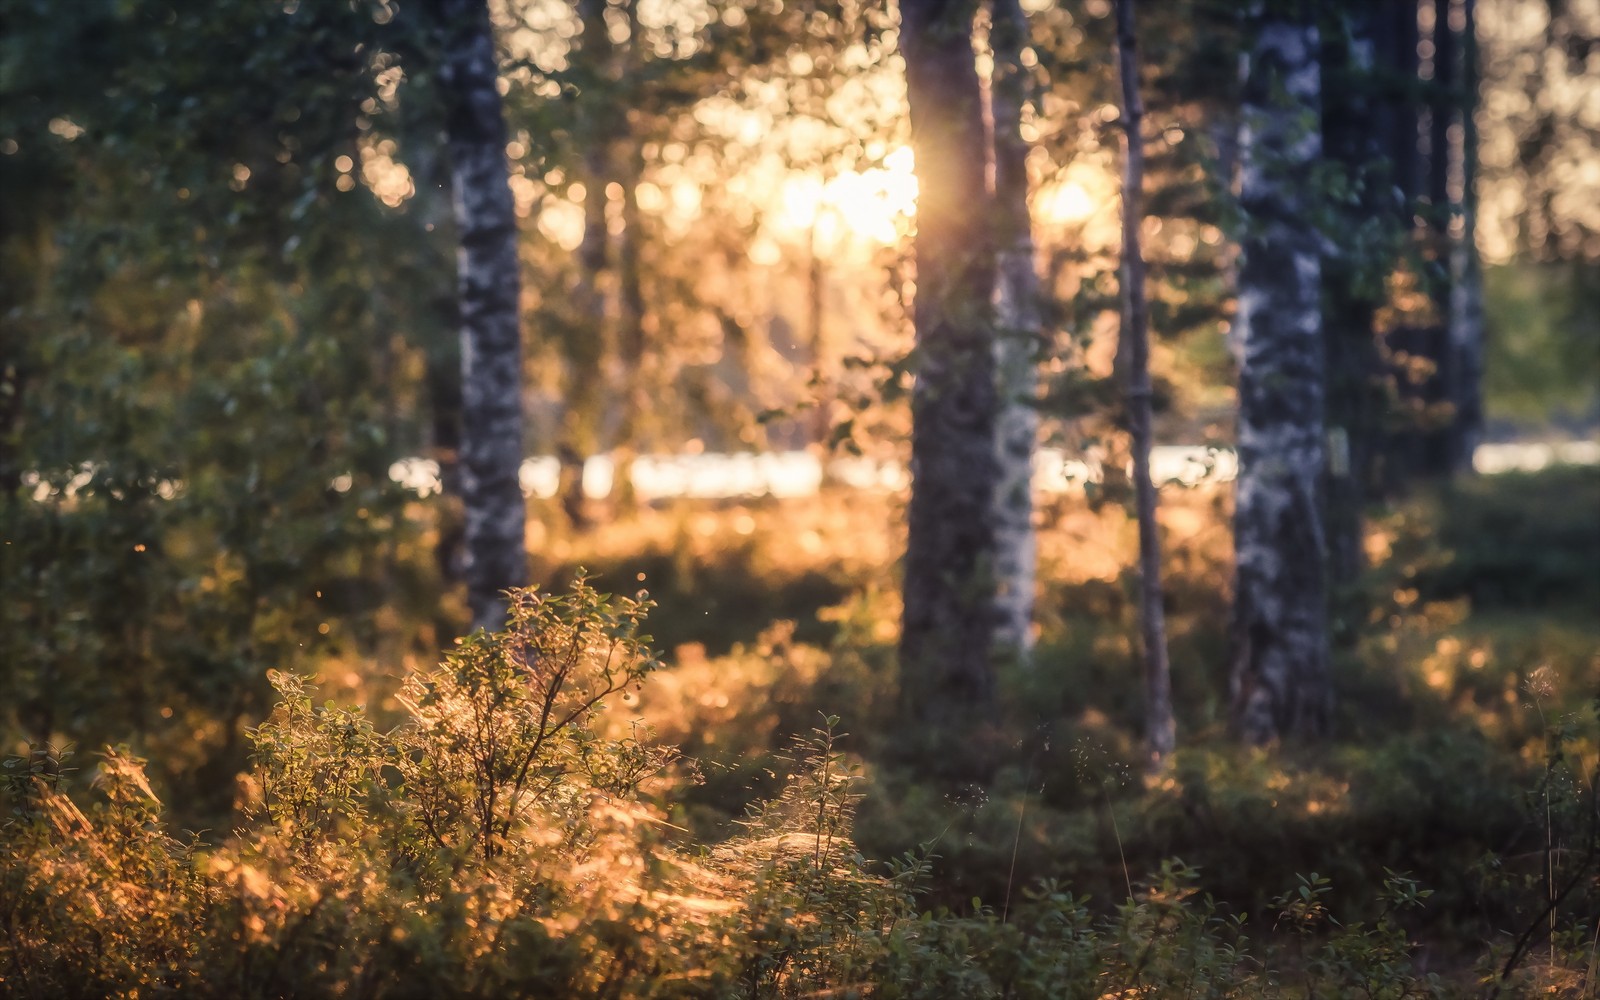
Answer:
774, 145, 919, 248
1038, 178, 1097, 225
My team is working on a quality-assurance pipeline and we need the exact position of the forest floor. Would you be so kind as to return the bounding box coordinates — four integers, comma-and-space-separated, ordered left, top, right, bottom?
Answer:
10, 465, 1595, 996
483, 464, 1600, 979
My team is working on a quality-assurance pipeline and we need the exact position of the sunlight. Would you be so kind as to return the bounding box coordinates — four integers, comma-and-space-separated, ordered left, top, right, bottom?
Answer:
1038, 178, 1096, 224
773, 146, 918, 248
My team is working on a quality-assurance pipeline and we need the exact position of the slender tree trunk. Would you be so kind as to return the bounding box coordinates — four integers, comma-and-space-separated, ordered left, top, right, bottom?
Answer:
1387, 1, 1422, 212
898, 0, 1000, 735
1417, 0, 1459, 477
988, 0, 1038, 661
1321, 2, 1389, 633
619, 150, 646, 400
608, 0, 649, 511
808, 221, 829, 446
560, 0, 615, 530
1448, 0, 1484, 472
436, 0, 527, 631
1372, 0, 1427, 496
1230, 7, 1330, 745
613, 134, 648, 509
1114, 0, 1175, 767
608, 0, 648, 508
402, 144, 468, 588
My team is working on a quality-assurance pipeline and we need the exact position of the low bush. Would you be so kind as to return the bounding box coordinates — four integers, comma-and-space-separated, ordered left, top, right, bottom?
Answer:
6, 578, 1595, 997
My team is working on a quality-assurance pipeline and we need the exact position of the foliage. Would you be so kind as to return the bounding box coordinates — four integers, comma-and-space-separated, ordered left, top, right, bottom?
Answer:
0, 0, 450, 808
2, 0, 1596, 990
1388, 465, 1600, 610
0, 582, 914, 999
8, 571, 1595, 996
1482, 262, 1600, 426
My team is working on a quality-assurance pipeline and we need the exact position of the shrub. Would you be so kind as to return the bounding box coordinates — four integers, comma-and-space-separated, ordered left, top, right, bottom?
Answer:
5, 578, 1589, 998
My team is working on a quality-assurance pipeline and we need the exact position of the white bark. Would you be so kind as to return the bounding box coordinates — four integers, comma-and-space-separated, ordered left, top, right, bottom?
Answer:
1230, 12, 1331, 745
989, 0, 1039, 660
437, 0, 528, 631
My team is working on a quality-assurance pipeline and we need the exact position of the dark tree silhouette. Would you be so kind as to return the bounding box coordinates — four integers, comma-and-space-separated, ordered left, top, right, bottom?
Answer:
1115, 0, 1175, 767
897, 0, 1000, 737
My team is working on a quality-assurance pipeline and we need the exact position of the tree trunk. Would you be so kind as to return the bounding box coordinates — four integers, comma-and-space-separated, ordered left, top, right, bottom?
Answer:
1114, 0, 1175, 767
988, 0, 1038, 662
1448, 0, 1484, 472
1230, 7, 1330, 745
898, 0, 1000, 734
1320, 1, 1389, 630
1385, 1, 1422, 211
1371, 0, 1434, 496
612, 134, 648, 510
436, 0, 527, 631
1418, 0, 1459, 476
559, 0, 616, 530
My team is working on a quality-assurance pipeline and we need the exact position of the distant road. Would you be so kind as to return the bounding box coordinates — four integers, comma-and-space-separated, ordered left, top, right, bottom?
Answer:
23, 442, 1596, 504
386, 441, 1600, 502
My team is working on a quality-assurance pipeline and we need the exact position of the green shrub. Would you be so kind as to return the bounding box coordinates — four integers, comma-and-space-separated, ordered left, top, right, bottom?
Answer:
1397, 467, 1600, 611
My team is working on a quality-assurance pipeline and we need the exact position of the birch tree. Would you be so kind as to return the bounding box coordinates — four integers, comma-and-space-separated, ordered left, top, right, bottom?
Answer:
1230, 3, 1331, 745
435, 0, 527, 631
1114, 0, 1175, 766
898, 0, 1001, 731
989, 0, 1040, 661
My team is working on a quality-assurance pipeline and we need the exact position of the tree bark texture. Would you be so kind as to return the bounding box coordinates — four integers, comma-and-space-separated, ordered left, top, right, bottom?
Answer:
988, 0, 1039, 661
1230, 8, 1331, 745
1115, 0, 1175, 767
436, 0, 527, 631
898, 0, 1000, 730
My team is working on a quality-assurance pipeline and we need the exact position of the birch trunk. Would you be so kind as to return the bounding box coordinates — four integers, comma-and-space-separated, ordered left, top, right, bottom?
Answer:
898, 0, 1000, 731
1230, 8, 1331, 745
1114, 0, 1174, 767
988, 0, 1038, 661
436, 0, 527, 631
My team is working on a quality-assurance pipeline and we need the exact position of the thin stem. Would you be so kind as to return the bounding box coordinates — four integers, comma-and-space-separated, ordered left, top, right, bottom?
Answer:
1115, 0, 1175, 769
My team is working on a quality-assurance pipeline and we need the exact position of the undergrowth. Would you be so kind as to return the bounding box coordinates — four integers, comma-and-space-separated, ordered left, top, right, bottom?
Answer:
5, 574, 1597, 997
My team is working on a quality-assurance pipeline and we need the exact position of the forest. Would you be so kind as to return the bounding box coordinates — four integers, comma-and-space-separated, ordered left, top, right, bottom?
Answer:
2, 0, 1598, 996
